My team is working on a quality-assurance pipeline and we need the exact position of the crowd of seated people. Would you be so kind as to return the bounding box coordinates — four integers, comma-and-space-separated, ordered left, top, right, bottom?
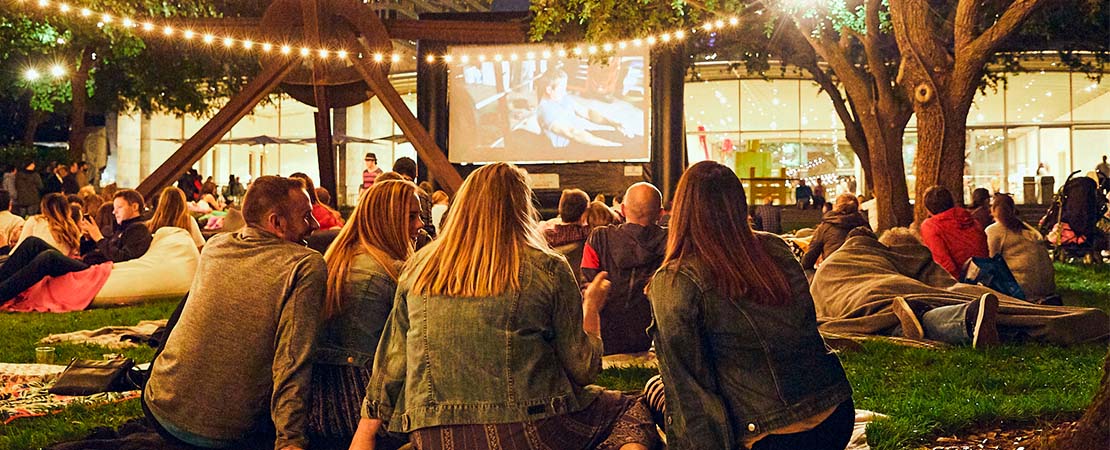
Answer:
15, 156, 1106, 450
0, 186, 201, 311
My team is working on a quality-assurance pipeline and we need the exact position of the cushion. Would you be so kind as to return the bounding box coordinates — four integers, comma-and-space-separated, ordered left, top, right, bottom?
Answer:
91, 227, 200, 307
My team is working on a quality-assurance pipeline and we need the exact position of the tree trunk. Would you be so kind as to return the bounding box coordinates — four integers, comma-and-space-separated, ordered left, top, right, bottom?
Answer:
1038, 350, 1110, 450
22, 109, 46, 146
68, 47, 95, 162
860, 113, 914, 230
911, 81, 974, 221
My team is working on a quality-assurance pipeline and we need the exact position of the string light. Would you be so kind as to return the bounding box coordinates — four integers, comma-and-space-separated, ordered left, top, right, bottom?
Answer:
11, 0, 750, 63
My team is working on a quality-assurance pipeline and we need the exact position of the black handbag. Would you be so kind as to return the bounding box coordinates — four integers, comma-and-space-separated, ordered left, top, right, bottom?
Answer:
48, 358, 139, 396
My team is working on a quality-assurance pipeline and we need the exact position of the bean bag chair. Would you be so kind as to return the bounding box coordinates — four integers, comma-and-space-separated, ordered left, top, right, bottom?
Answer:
91, 227, 200, 307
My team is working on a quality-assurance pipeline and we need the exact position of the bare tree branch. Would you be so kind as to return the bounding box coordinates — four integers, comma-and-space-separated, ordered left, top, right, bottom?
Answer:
954, 0, 981, 49
967, 0, 1045, 63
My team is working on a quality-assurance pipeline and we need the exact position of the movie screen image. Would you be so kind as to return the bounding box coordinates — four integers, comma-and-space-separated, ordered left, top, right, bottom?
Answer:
448, 44, 650, 164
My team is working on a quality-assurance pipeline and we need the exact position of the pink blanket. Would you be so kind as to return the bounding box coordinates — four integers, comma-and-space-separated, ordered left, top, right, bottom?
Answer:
0, 262, 113, 313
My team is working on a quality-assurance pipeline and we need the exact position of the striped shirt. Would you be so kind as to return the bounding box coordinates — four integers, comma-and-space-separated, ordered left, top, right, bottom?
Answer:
362, 168, 383, 190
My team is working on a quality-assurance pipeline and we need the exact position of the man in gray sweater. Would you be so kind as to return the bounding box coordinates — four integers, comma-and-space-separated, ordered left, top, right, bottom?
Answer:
144, 176, 324, 450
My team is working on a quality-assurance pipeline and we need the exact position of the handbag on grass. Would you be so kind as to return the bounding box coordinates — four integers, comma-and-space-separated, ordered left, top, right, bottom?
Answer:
49, 357, 139, 396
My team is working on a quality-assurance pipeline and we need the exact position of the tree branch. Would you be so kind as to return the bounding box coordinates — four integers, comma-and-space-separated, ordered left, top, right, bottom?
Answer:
862, 0, 894, 100
967, 0, 1044, 62
954, 0, 980, 50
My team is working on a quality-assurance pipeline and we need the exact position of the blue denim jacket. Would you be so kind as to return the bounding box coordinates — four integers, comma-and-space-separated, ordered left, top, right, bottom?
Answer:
647, 232, 852, 450
315, 253, 398, 367
362, 242, 603, 432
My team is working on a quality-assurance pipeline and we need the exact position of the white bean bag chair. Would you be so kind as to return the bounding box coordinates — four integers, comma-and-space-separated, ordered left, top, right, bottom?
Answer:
91, 227, 200, 307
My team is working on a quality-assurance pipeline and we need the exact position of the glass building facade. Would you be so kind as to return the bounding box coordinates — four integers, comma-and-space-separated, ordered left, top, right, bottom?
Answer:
685, 63, 1110, 204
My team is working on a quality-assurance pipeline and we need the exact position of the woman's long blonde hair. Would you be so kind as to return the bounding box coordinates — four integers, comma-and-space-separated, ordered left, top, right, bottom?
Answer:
39, 193, 81, 253
148, 186, 193, 233
323, 180, 417, 318
412, 163, 547, 297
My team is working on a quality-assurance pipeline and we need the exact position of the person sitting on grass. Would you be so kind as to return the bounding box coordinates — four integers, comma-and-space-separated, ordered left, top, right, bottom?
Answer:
920, 185, 988, 280
290, 172, 344, 231
802, 193, 871, 270
148, 186, 206, 249
543, 188, 591, 247
11, 193, 81, 257
985, 193, 1056, 302
144, 176, 324, 450
350, 162, 659, 450
646, 161, 854, 450
309, 179, 422, 449
0, 190, 25, 254
580, 182, 666, 355
78, 189, 153, 265
586, 200, 620, 230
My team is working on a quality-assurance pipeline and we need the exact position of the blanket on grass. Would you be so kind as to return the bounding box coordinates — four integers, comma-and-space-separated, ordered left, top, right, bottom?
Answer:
0, 363, 138, 424
39, 320, 168, 350
45, 411, 887, 450
811, 235, 1110, 344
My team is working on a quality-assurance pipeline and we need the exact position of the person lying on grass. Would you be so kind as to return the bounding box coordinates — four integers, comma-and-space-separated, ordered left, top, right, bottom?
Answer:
811, 227, 1109, 347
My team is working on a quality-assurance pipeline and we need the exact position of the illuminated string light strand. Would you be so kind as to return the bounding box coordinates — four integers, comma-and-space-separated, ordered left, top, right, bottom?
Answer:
14, 0, 746, 63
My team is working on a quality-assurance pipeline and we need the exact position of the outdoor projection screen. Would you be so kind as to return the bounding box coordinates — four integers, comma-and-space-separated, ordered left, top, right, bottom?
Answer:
447, 44, 650, 164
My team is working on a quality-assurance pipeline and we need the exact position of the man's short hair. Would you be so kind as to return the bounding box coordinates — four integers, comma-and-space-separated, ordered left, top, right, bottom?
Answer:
114, 189, 145, 210
833, 193, 859, 213
0, 190, 10, 211
393, 157, 417, 180
879, 227, 922, 247
536, 67, 568, 98
558, 189, 590, 223
242, 176, 306, 227
923, 186, 955, 215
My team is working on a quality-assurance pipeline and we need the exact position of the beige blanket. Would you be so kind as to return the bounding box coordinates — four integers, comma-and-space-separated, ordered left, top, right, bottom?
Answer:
38, 320, 167, 349
810, 235, 1109, 344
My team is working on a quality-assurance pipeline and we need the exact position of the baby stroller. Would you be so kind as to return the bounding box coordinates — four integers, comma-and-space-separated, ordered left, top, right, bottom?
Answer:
1038, 170, 1110, 263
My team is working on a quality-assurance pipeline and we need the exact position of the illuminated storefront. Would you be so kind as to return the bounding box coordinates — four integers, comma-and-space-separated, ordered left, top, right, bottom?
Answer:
685, 62, 1109, 204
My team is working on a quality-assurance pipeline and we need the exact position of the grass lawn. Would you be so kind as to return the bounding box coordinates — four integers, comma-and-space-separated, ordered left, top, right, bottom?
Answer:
1, 264, 1108, 450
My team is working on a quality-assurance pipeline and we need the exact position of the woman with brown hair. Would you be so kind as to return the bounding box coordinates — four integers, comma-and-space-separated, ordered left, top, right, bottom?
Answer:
290, 172, 344, 230
13, 193, 82, 257
351, 162, 657, 450
802, 192, 870, 270
308, 179, 423, 448
148, 187, 205, 248
986, 193, 1056, 300
646, 161, 853, 450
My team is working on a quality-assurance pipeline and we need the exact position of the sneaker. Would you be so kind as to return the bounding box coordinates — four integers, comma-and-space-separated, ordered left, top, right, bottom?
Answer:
892, 297, 924, 340
971, 293, 1000, 349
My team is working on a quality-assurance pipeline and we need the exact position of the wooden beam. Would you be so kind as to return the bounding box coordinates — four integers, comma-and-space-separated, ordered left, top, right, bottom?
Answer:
136, 58, 298, 199
383, 19, 528, 43
352, 37, 463, 194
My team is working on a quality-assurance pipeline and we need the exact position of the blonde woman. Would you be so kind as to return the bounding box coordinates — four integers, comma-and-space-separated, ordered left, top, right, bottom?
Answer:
352, 163, 658, 450
148, 187, 206, 248
308, 180, 422, 448
13, 193, 81, 257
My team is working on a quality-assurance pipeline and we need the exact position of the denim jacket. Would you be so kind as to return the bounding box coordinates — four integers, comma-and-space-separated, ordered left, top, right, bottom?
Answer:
647, 232, 852, 450
315, 253, 398, 367
362, 242, 603, 432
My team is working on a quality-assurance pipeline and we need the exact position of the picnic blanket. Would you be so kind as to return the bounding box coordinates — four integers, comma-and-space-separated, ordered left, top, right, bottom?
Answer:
0, 363, 138, 424
39, 320, 168, 350
602, 351, 659, 370
811, 235, 1110, 344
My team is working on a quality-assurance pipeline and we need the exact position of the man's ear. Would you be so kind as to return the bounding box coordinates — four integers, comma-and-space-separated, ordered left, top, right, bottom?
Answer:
265, 211, 284, 236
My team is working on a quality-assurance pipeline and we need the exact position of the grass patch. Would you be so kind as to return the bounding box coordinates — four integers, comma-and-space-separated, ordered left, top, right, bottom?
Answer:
0, 265, 1107, 450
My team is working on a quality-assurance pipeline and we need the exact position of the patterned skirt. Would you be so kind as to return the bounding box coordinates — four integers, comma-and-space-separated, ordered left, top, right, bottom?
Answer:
411, 390, 659, 450
307, 364, 371, 439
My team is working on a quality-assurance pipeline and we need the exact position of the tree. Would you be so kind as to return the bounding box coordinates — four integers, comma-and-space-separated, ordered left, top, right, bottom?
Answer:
0, 0, 261, 159
531, 0, 1107, 228
1037, 350, 1110, 450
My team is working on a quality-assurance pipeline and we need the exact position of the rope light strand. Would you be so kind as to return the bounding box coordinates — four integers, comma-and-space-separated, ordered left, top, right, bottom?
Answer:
11, 0, 745, 63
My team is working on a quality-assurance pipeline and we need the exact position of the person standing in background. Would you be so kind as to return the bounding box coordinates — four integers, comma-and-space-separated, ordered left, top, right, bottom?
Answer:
795, 179, 813, 210
1096, 155, 1110, 179
360, 153, 383, 195
812, 178, 827, 211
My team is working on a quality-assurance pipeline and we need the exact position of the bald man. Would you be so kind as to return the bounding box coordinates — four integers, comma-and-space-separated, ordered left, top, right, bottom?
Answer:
581, 182, 666, 355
